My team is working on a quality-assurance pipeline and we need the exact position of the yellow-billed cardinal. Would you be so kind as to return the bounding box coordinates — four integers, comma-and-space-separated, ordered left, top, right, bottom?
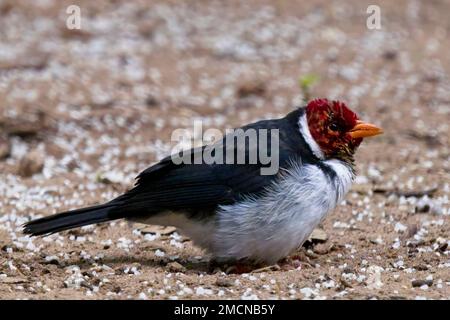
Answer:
23, 99, 382, 264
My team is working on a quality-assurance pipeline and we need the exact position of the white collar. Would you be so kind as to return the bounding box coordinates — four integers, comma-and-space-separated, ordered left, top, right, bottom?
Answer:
298, 112, 325, 160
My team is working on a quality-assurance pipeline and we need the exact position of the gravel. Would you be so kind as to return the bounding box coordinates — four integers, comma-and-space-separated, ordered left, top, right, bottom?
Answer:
0, 0, 449, 300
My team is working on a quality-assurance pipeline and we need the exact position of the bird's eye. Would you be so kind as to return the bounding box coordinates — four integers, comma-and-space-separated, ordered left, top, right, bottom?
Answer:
329, 123, 339, 131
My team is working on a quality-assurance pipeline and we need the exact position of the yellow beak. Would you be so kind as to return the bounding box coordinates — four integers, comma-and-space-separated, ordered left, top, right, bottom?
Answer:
349, 120, 383, 139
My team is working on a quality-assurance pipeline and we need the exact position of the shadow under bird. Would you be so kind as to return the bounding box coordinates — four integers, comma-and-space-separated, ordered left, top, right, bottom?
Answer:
23, 99, 382, 265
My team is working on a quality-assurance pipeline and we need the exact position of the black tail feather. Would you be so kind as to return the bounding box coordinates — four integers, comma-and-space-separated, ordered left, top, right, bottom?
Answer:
23, 203, 121, 236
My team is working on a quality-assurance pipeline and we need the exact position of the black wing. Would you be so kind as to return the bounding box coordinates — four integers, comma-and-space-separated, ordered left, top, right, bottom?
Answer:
110, 107, 316, 218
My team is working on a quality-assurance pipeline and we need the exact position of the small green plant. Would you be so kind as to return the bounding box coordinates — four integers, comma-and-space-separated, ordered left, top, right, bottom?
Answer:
299, 74, 319, 103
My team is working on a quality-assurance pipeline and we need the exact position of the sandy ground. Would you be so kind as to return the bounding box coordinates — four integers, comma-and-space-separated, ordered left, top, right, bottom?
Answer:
0, 0, 449, 300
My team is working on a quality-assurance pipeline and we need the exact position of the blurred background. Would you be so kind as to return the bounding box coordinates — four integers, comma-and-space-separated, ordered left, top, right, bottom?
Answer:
0, 0, 449, 299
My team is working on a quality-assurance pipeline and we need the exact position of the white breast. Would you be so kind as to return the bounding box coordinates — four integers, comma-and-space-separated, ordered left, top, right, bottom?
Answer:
212, 159, 353, 264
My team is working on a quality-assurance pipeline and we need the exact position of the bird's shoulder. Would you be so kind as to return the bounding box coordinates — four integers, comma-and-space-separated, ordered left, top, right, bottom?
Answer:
123, 108, 318, 213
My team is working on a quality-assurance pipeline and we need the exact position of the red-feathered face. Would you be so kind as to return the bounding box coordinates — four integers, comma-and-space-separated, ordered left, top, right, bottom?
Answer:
306, 99, 382, 160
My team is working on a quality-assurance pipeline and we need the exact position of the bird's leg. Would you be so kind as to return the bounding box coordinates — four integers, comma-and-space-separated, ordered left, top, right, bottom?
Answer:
209, 258, 264, 274
225, 263, 257, 274
278, 252, 313, 271
207, 259, 250, 274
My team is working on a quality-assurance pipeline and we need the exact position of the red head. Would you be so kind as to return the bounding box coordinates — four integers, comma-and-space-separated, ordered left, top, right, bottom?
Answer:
305, 98, 382, 161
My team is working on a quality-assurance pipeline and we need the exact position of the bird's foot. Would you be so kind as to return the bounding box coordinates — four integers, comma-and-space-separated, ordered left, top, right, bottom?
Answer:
208, 260, 258, 274
251, 264, 281, 273
225, 263, 260, 274
278, 254, 313, 271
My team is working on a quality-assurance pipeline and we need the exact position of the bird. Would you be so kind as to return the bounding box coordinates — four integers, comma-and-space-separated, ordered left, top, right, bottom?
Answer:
23, 98, 382, 265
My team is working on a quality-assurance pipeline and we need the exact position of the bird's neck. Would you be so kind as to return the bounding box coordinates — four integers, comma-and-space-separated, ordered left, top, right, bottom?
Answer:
297, 109, 325, 160
332, 147, 357, 174
297, 108, 356, 172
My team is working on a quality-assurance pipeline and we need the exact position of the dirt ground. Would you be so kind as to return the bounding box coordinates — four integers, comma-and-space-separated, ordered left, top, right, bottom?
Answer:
0, 0, 449, 300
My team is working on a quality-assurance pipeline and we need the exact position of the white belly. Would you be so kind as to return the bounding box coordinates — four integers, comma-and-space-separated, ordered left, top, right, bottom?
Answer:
137, 160, 353, 264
